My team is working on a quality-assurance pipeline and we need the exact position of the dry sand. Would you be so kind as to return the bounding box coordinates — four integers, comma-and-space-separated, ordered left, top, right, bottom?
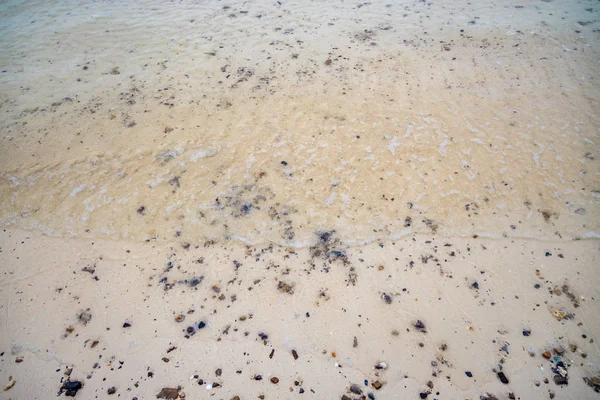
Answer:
1, 0, 599, 399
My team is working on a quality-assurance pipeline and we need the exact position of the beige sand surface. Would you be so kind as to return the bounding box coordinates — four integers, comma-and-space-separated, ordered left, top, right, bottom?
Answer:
0, 229, 599, 399
0, 0, 599, 399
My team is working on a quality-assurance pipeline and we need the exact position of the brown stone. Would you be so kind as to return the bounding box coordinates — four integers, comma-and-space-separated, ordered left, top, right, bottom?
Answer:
156, 387, 179, 400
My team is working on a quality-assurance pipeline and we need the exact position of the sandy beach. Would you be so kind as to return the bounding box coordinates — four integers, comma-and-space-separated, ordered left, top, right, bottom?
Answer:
1, 0, 599, 399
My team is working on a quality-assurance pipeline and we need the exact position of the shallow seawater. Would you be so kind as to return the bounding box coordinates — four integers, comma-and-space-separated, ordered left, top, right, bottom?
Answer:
1, 0, 599, 246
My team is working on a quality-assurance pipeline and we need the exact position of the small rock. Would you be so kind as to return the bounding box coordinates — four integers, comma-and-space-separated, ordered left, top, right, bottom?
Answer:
497, 371, 509, 384
349, 384, 363, 394
271, 377, 279, 384
292, 349, 299, 360
62, 380, 83, 397
542, 351, 552, 359
198, 321, 206, 329
107, 387, 116, 395
123, 322, 131, 328
465, 371, 473, 378
414, 320, 426, 332
522, 329, 531, 337
372, 381, 383, 390
215, 368, 222, 376
553, 374, 568, 385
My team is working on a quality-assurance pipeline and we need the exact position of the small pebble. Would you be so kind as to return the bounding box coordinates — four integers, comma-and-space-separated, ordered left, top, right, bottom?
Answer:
349, 384, 363, 394
497, 371, 509, 384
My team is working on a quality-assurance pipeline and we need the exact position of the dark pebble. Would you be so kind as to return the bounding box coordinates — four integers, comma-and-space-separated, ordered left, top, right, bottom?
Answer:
281, 161, 288, 165
292, 349, 299, 360
349, 384, 363, 394
553, 374, 568, 385
123, 322, 131, 328
465, 371, 473, 377
107, 387, 116, 395
414, 320, 426, 331
523, 329, 531, 337
497, 371, 509, 384
63, 380, 83, 396
419, 393, 428, 399
198, 321, 206, 329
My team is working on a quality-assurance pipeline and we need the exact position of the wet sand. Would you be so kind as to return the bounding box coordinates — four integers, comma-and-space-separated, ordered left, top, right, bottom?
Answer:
1, 0, 599, 399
